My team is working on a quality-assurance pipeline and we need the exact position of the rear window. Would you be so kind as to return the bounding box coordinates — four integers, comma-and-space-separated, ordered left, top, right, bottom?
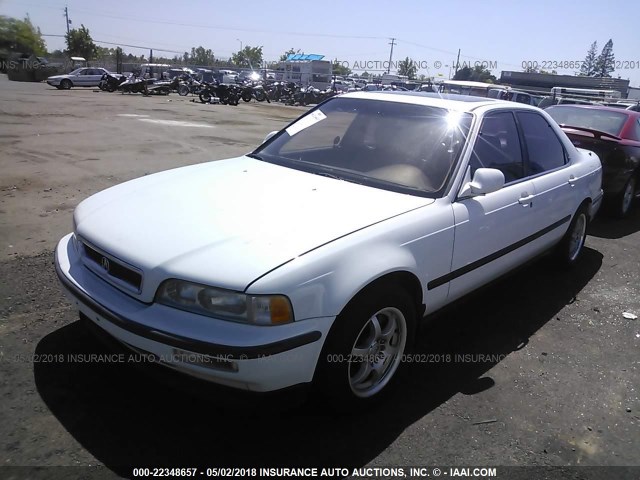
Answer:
546, 106, 628, 137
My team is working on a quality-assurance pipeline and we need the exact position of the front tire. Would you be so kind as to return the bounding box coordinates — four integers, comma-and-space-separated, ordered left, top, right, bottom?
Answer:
555, 205, 588, 267
178, 85, 189, 96
60, 79, 72, 90
316, 284, 415, 410
199, 91, 212, 103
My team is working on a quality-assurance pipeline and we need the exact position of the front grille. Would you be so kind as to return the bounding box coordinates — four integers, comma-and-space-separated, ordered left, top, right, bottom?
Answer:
82, 241, 143, 292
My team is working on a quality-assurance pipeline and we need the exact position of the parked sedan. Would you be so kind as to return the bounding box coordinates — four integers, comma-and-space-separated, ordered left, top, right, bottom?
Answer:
46, 67, 110, 89
547, 104, 640, 217
55, 93, 602, 408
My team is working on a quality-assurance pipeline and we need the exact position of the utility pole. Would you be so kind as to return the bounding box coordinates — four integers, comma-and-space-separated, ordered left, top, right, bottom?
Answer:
64, 6, 70, 35
454, 49, 461, 77
387, 38, 396, 74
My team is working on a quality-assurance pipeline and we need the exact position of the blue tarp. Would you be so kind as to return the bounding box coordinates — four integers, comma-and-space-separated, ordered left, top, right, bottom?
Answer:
285, 54, 325, 61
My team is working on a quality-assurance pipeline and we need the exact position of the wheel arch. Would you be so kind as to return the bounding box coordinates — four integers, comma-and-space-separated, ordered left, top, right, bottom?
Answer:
339, 270, 425, 321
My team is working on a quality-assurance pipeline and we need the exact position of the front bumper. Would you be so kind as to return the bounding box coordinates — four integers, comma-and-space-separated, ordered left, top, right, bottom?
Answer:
55, 233, 333, 392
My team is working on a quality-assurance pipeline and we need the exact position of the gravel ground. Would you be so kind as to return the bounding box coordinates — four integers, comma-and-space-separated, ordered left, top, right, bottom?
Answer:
0, 75, 638, 479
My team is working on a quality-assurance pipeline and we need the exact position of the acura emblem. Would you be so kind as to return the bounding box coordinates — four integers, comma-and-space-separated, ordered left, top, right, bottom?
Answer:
100, 256, 110, 272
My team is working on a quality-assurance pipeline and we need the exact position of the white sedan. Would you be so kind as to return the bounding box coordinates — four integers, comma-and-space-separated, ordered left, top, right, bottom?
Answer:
55, 92, 603, 407
46, 67, 109, 89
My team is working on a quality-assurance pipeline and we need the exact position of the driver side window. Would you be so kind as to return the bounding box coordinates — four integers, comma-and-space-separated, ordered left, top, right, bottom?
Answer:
470, 111, 525, 183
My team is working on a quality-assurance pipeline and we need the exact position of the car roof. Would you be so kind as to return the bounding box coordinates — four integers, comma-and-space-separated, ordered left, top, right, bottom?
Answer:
341, 91, 521, 112
546, 103, 640, 117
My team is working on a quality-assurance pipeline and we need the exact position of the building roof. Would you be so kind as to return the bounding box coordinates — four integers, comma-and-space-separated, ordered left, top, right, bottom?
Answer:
500, 71, 630, 96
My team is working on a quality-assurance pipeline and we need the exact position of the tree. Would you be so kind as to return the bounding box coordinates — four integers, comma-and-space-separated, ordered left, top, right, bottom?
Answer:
65, 24, 98, 60
453, 65, 496, 83
579, 41, 598, 76
280, 48, 301, 62
360, 71, 370, 79
397, 57, 417, 79
232, 45, 263, 68
0, 15, 47, 55
188, 46, 215, 66
594, 39, 615, 78
331, 59, 351, 76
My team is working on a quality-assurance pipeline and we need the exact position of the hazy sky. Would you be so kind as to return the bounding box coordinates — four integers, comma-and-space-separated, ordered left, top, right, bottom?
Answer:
3, 0, 640, 87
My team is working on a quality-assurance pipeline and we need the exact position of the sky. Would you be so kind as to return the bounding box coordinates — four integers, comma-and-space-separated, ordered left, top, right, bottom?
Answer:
2, 0, 640, 87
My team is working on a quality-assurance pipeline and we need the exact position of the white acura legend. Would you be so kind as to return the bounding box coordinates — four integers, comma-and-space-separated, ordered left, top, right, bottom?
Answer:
55, 92, 603, 407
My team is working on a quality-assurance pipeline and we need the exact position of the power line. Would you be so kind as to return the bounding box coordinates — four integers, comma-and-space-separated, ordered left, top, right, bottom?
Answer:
62, 6, 389, 41
41, 34, 184, 54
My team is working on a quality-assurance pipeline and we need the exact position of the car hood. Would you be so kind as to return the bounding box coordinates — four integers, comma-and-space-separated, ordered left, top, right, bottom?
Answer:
47, 74, 71, 80
75, 156, 433, 299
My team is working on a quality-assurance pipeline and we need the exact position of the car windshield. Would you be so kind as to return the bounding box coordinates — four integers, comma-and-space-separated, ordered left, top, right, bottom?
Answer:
546, 106, 628, 137
254, 97, 472, 196
68, 68, 84, 75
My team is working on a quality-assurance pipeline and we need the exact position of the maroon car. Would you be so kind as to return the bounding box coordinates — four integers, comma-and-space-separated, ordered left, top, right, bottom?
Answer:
546, 105, 640, 217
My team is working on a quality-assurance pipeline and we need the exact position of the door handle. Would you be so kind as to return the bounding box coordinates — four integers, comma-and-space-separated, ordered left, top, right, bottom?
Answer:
568, 175, 577, 187
518, 193, 535, 207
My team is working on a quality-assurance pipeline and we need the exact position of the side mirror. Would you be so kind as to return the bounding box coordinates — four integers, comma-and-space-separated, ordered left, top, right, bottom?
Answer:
460, 168, 505, 197
263, 130, 278, 143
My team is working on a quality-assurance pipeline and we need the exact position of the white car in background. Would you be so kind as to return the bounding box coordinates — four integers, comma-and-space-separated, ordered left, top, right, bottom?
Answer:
46, 67, 110, 89
55, 92, 602, 408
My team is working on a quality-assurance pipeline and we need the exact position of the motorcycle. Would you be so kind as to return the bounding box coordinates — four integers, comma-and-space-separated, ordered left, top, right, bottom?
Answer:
118, 74, 148, 94
118, 74, 171, 95
99, 72, 127, 92
178, 75, 203, 97
199, 81, 240, 105
239, 82, 270, 103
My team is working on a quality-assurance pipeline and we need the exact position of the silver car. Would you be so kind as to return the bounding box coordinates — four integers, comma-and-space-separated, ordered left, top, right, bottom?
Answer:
46, 67, 109, 90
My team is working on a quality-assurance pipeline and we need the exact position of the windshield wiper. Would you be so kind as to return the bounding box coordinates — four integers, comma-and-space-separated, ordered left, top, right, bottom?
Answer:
313, 171, 364, 185
246, 153, 263, 160
314, 171, 341, 180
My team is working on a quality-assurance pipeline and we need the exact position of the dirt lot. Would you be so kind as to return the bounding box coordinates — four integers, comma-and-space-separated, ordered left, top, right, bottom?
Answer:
0, 75, 639, 479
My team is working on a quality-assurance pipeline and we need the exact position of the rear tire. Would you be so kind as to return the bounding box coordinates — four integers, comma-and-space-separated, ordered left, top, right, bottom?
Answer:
178, 85, 189, 96
315, 284, 416, 411
199, 91, 212, 103
613, 177, 636, 218
555, 205, 588, 267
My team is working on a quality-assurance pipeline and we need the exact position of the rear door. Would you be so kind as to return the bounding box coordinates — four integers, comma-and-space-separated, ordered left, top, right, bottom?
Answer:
447, 111, 539, 301
515, 111, 576, 248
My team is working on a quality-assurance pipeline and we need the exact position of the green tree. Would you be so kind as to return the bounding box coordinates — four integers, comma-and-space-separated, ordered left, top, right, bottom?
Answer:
280, 48, 301, 62
0, 15, 47, 55
360, 71, 370, 79
232, 45, 263, 68
580, 41, 598, 76
331, 59, 351, 76
188, 46, 215, 65
594, 39, 615, 77
65, 24, 98, 60
397, 56, 417, 79
453, 65, 496, 83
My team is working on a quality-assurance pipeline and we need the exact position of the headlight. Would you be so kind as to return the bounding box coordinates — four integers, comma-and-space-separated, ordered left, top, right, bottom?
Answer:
155, 279, 294, 325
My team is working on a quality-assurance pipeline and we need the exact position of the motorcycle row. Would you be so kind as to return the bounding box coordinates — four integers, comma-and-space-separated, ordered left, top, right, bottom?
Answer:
98, 72, 339, 106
